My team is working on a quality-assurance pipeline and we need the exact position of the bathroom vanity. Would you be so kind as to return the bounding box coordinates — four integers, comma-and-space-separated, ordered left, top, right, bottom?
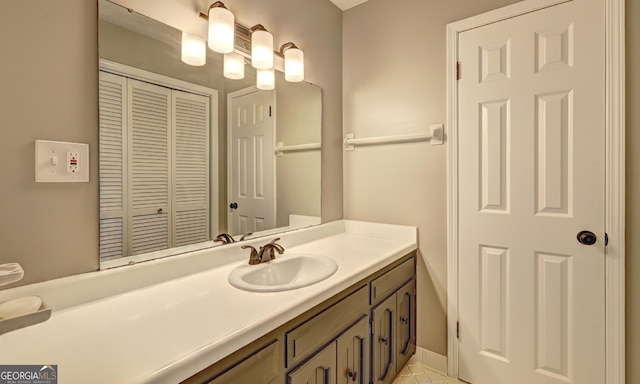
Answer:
185, 252, 415, 384
0, 220, 416, 384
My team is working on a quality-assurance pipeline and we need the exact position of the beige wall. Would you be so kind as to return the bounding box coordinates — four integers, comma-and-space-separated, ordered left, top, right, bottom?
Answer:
626, 0, 639, 382
276, 82, 322, 227
343, 0, 521, 355
0, 0, 342, 287
345, 0, 639, 380
0, 1, 100, 286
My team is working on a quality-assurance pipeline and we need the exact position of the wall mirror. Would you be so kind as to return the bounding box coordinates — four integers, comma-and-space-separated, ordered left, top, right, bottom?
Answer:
98, 0, 322, 268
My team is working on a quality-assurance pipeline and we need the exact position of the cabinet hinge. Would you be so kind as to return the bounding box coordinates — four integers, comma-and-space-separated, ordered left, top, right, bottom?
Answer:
456, 61, 462, 80
269, 105, 272, 117
370, 319, 374, 335
457, 321, 460, 339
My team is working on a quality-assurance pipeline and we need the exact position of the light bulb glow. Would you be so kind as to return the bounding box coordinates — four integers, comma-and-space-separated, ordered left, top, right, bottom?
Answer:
208, 6, 234, 53
251, 30, 274, 69
284, 47, 304, 82
181, 32, 206, 66
224, 52, 245, 79
256, 68, 275, 90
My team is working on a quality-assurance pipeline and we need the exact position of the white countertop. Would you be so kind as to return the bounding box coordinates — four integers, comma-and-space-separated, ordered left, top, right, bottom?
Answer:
0, 220, 416, 384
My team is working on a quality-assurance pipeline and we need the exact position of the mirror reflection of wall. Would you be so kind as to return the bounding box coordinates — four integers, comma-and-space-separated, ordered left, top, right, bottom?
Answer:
98, 0, 321, 267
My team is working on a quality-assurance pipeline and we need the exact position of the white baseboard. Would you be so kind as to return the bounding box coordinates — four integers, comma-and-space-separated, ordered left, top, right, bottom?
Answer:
413, 347, 448, 375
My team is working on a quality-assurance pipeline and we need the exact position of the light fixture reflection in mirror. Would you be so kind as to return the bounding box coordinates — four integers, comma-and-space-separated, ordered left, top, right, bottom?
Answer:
224, 52, 245, 79
98, 0, 321, 268
256, 68, 275, 90
181, 32, 206, 66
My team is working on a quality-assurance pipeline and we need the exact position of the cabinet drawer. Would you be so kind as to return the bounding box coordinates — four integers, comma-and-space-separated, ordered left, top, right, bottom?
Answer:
286, 285, 368, 367
202, 340, 279, 384
370, 257, 414, 304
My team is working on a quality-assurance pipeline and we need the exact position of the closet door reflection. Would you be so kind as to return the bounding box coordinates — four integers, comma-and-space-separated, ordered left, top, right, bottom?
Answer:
99, 71, 210, 260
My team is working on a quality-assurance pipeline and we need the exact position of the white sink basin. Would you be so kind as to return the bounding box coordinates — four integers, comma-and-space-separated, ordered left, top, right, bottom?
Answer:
228, 253, 338, 292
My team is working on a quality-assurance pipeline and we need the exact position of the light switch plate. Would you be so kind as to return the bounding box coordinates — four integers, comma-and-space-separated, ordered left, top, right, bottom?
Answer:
35, 140, 89, 182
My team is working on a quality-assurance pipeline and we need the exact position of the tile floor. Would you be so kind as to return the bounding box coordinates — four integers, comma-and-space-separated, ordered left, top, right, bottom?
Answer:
392, 356, 465, 384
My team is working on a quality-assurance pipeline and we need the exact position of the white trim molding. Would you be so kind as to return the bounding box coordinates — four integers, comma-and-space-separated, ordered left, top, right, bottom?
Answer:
604, 0, 626, 383
446, 0, 625, 381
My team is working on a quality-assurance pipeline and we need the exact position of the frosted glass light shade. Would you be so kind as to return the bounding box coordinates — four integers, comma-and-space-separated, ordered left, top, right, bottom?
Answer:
251, 30, 274, 69
208, 6, 235, 53
181, 32, 206, 66
256, 69, 275, 90
284, 47, 304, 82
224, 52, 245, 79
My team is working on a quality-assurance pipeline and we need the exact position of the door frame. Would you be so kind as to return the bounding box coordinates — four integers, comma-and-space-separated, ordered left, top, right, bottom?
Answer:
226, 86, 277, 235
445, 0, 626, 382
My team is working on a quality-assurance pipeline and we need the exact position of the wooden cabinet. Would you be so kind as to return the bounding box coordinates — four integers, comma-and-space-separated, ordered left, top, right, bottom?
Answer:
372, 294, 397, 384
337, 316, 369, 384
371, 266, 416, 384
286, 286, 369, 368
288, 342, 337, 384
396, 280, 416, 370
188, 340, 280, 384
183, 252, 416, 384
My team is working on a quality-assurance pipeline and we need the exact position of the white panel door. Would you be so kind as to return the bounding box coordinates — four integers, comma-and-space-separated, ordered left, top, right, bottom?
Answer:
127, 78, 172, 255
228, 87, 276, 235
457, 1, 605, 383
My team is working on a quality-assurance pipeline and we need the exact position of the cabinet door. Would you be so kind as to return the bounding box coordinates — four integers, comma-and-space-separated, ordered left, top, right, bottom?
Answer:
396, 279, 416, 370
337, 316, 369, 384
288, 342, 337, 384
371, 294, 396, 384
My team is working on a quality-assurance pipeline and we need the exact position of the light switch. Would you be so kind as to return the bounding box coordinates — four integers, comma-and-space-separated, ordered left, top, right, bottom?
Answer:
35, 140, 89, 182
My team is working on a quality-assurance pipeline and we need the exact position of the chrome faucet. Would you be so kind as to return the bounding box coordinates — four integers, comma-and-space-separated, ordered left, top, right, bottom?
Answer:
214, 232, 253, 244
242, 238, 285, 265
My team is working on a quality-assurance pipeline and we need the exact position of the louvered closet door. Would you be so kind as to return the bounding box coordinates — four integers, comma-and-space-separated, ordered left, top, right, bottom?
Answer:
98, 71, 128, 260
127, 79, 171, 255
172, 90, 210, 247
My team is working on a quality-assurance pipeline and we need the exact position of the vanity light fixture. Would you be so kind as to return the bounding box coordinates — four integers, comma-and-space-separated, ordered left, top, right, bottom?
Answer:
207, 1, 235, 53
256, 68, 275, 90
224, 52, 245, 79
181, 32, 207, 66
250, 25, 274, 70
280, 42, 304, 82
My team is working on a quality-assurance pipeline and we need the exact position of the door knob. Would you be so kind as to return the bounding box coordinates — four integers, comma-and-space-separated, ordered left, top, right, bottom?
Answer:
577, 230, 597, 245
230, 202, 238, 209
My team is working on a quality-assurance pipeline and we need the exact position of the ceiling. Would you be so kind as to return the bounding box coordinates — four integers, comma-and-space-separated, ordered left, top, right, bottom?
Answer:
329, 0, 371, 11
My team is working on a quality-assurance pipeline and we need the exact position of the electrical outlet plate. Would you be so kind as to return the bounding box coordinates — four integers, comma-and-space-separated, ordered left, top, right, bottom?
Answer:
35, 140, 89, 182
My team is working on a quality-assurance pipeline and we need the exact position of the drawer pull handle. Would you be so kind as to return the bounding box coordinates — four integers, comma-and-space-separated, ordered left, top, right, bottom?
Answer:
380, 336, 389, 345
347, 369, 358, 381
400, 316, 409, 324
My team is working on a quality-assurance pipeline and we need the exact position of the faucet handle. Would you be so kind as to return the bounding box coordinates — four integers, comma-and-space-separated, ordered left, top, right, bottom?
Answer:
239, 232, 253, 241
214, 233, 235, 244
269, 238, 285, 254
241, 245, 261, 265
